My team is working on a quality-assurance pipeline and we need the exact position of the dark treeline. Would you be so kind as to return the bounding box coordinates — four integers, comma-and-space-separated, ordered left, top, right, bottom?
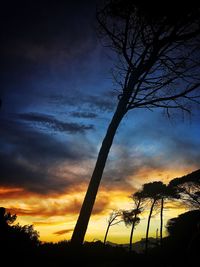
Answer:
0, 169, 199, 267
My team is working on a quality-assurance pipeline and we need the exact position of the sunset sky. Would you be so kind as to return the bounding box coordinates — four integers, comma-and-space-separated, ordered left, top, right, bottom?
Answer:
0, 1, 200, 244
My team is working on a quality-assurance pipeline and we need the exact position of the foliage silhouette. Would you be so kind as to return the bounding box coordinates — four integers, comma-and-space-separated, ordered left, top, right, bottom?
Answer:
0, 207, 17, 245
71, 0, 200, 245
158, 183, 179, 247
165, 210, 200, 266
0, 207, 16, 226
169, 169, 200, 209
166, 210, 200, 240
0, 207, 40, 266
123, 191, 145, 252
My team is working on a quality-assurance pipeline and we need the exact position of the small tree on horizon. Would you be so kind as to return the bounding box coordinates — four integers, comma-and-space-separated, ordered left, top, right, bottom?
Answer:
141, 181, 167, 254
103, 210, 122, 245
122, 208, 140, 251
123, 191, 145, 252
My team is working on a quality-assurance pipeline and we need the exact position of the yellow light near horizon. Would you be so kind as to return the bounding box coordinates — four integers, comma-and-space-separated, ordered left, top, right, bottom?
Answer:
0, 162, 195, 245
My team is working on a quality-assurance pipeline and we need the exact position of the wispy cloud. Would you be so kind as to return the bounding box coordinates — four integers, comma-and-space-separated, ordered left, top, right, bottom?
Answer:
17, 112, 94, 133
48, 92, 115, 112
0, 118, 96, 194
53, 229, 73, 235
7, 195, 110, 218
70, 111, 98, 118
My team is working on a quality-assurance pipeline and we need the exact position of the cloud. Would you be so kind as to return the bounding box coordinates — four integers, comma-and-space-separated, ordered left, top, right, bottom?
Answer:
17, 112, 94, 133
1, 105, 199, 197
0, 0, 110, 116
70, 111, 98, 119
7, 196, 110, 218
0, 187, 29, 199
8, 201, 81, 217
102, 127, 200, 191
86, 95, 115, 112
1, 1, 97, 62
53, 229, 73, 235
0, 116, 95, 162
48, 92, 115, 113
103, 151, 163, 191
33, 221, 61, 226
0, 117, 96, 194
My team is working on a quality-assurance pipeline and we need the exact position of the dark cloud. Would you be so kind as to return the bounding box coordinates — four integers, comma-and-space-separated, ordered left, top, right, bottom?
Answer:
17, 112, 95, 133
0, 0, 199, 211
48, 92, 115, 113
0, 117, 96, 194
0, 116, 95, 161
0, 153, 71, 194
0, 0, 114, 198
86, 95, 115, 112
70, 111, 98, 119
0, 0, 97, 60
0, 0, 108, 114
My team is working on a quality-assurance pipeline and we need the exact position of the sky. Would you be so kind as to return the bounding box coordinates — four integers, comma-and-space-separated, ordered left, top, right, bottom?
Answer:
0, 0, 200, 244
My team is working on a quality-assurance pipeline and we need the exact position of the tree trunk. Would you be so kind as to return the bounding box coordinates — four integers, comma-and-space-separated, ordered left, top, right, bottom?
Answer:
129, 218, 136, 252
71, 99, 127, 245
103, 222, 111, 245
145, 199, 156, 254
160, 198, 164, 247
129, 200, 141, 252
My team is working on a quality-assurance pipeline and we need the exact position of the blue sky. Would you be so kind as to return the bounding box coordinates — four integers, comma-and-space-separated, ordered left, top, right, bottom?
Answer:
0, 0, 199, 242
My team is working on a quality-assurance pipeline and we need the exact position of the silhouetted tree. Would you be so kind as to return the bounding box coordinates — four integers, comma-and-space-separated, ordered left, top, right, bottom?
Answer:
158, 184, 179, 247
103, 210, 122, 245
166, 209, 200, 265
71, 1, 200, 245
141, 182, 167, 253
122, 209, 140, 252
169, 169, 200, 209
0, 207, 16, 226
0, 207, 40, 252
124, 191, 145, 252
10, 224, 40, 252
166, 210, 200, 238
0, 207, 17, 244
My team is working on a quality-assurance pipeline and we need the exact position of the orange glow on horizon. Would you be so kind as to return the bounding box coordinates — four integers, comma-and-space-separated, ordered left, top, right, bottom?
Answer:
0, 165, 197, 243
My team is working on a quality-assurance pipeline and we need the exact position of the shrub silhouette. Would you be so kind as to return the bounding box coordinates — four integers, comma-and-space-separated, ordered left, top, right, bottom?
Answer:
0, 207, 40, 253
165, 210, 200, 266
166, 210, 200, 242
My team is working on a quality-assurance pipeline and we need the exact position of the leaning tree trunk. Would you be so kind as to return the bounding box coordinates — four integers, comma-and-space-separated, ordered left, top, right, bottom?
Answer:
71, 98, 128, 245
129, 218, 136, 252
103, 222, 111, 245
129, 200, 141, 252
160, 197, 164, 247
145, 199, 156, 254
